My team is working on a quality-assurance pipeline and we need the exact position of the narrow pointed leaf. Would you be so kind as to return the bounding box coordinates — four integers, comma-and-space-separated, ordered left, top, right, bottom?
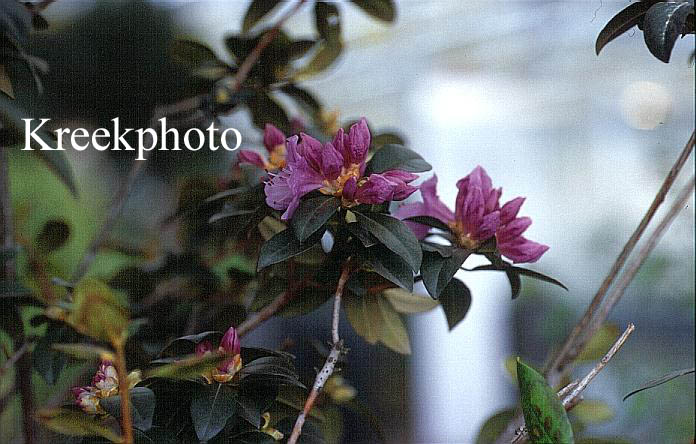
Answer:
404, 215, 451, 232
36, 408, 122, 442
191, 383, 237, 442
643, 1, 695, 63
354, 211, 422, 271
438, 278, 471, 330
291, 195, 340, 242
517, 359, 574, 444
100, 387, 156, 432
366, 144, 431, 174
242, 0, 280, 33
596, 1, 653, 55
257, 227, 325, 271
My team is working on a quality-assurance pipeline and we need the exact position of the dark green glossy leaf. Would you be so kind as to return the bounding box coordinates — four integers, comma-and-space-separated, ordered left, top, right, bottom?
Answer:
348, 222, 378, 247
314, 2, 341, 42
623, 367, 695, 401
371, 132, 404, 149
596, 1, 653, 55
100, 387, 156, 432
280, 84, 322, 119
146, 352, 228, 380
354, 211, 422, 272
643, 1, 694, 63
363, 244, 414, 291
517, 359, 574, 444
293, 39, 343, 80
0, 95, 78, 196
420, 241, 453, 258
190, 383, 237, 442
507, 269, 522, 300
365, 144, 431, 174
292, 195, 340, 242
159, 331, 224, 358
475, 408, 516, 444
242, 0, 280, 33
438, 278, 471, 330
236, 384, 278, 428
224, 35, 256, 62
404, 215, 451, 232
350, 0, 396, 22
170, 39, 223, 71
33, 322, 76, 384
240, 356, 304, 388
257, 227, 325, 271
509, 267, 567, 291
421, 249, 470, 299
247, 92, 290, 133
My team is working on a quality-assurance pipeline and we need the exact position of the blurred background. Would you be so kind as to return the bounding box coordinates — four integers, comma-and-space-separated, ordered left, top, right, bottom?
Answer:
3, 1, 694, 442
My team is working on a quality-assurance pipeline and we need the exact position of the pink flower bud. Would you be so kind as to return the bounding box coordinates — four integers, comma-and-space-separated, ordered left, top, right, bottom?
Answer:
219, 327, 241, 355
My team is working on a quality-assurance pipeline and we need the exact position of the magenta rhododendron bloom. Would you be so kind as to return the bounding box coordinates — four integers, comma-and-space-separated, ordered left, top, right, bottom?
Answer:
264, 118, 419, 220
396, 166, 548, 263
237, 124, 288, 171
195, 326, 243, 384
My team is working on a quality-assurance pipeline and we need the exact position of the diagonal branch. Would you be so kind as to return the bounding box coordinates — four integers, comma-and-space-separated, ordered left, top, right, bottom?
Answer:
288, 260, 352, 444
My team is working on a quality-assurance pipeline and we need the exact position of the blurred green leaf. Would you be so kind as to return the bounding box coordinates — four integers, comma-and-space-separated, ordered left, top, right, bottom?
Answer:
345, 292, 411, 354
517, 359, 574, 444
247, 92, 290, 133
0, 64, 15, 99
190, 383, 237, 442
571, 400, 614, 425
577, 324, 619, 362
291, 195, 340, 242
100, 387, 156, 432
0, 0, 32, 48
35, 219, 70, 253
350, 0, 396, 22
354, 211, 421, 272
52, 343, 115, 361
36, 407, 122, 442
438, 278, 471, 330
0, 95, 78, 196
68, 279, 128, 343
366, 144, 431, 174
293, 39, 343, 81
382, 288, 437, 314
242, 0, 280, 33
575, 438, 632, 444
314, 2, 341, 42
171, 39, 229, 80
146, 352, 228, 380
280, 84, 322, 119
476, 408, 516, 444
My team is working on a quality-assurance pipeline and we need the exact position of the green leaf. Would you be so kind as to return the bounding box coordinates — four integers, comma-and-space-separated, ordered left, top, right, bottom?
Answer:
570, 400, 614, 425
596, 1, 653, 55
577, 324, 619, 362
240, 356, 304, 388
170, 39, 223, 71
293, 39, 343, 81
421, 249, 470, 299
190, 383, 237, 442
642, 1, 694, 63
0, 64, 14, 99
575, 438, 632, 444
280, 84, 322, 119
33, 322, 76, 384
365, 144, 431, 174
242, 0, 280, 33
623, 367, 695, 401
146, 352, 229, 380
291, 195, 340, 242
511, 267, 568, 291
382, 288, 438, 314
354, 211, 422, 272
257, 227, 325, 271
0, 0, 32, 48
438, 278, 471, 330
52, 343, 115, 361
507, 270, 521, 300
68, 279, 129, 343
247, 92, 290, 133
314, 2, 341, 42
159, 331, 224, 358
344, 292, 411, 354
36, 408, 122, 442
350, 0, 396, 22
100, 387, 156, 432
475, 408, 516, 444
404, 215, 451, 232
517, 359, 574, 444
362, 244, 414, 291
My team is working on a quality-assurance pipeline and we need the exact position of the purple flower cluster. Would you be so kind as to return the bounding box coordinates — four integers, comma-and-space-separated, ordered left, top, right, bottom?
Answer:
264, 118, 419, 220
397, 166, 548, 264
195, 326, 243, 384
238, 124, 288, 171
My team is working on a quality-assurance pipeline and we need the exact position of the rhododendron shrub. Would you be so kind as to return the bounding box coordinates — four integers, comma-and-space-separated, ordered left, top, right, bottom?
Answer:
2, 0, 686, 443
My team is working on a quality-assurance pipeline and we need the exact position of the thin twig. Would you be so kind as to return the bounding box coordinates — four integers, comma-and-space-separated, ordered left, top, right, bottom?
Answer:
583, 177, 694, 340
0, 343, 28, 376
70, 159, 147, 283
288, 261, 351, 444
545, 131, 694, 379
513, 324, 635, 444
237, 290, 295, 337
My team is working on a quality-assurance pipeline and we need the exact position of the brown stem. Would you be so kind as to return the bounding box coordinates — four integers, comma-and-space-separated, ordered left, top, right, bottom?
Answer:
288, 261, 351, 444
237, 289, 295, 337
71, 158, 147, 283
114, 341, 133, 444
545, 131, 694, 379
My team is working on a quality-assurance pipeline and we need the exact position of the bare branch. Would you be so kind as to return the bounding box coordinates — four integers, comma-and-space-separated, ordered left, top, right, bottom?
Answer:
288, 260, 351, 444
545, 131, 694, 379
